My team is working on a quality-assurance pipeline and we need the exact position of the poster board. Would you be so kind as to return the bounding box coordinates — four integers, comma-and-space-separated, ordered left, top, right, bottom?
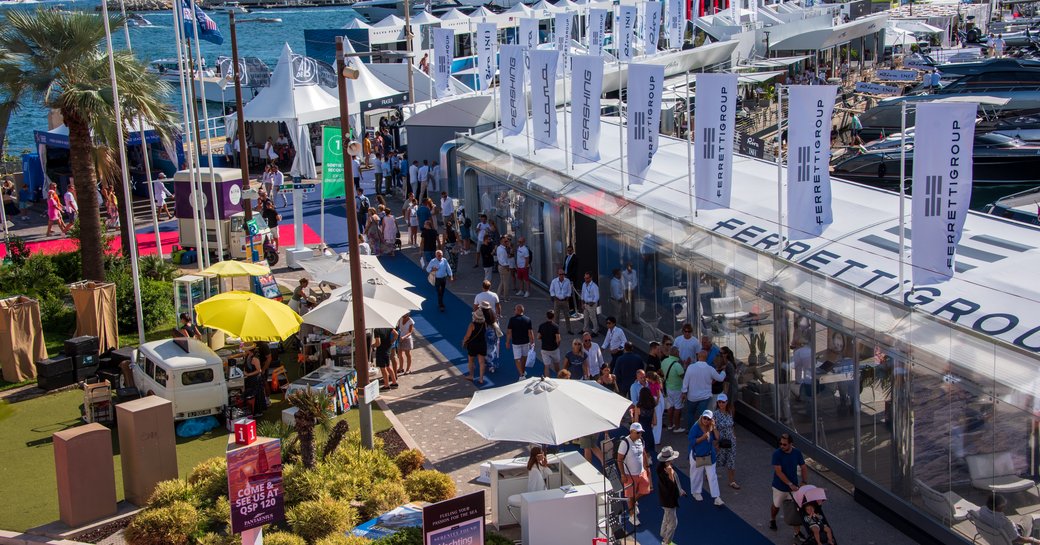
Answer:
422, 491, 485, 545
226, 436, 285, 533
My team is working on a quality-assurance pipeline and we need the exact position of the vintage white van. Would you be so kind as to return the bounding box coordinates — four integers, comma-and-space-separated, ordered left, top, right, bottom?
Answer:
132, 338, 228, 420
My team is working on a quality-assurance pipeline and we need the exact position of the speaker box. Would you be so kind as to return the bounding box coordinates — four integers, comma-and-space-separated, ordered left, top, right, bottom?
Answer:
64, 336, 99, 358
37, 356, 73, 378
74, 354, 99, 371
38, 372, 76, 391
76, 367, 98, 381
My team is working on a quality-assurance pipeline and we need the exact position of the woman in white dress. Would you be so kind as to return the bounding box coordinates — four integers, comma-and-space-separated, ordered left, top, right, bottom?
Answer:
526, 446, 553, 492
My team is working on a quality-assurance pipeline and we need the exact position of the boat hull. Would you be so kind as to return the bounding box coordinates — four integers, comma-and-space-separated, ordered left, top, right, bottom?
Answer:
833, 152, 1040, 186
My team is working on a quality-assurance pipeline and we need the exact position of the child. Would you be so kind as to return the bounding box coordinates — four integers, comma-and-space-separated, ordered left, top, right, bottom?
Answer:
803, 501, 836, 545
17, 183, 31, 221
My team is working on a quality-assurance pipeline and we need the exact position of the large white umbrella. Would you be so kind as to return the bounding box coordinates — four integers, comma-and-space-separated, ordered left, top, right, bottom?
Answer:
302, 289, 412, 333
298, 254, 412, 289
456, 377, 632, 445
329, 277, 424, 311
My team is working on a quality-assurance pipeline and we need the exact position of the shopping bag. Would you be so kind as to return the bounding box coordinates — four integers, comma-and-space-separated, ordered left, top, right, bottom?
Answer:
525, 346, 537, 369
427, 271, 436, 286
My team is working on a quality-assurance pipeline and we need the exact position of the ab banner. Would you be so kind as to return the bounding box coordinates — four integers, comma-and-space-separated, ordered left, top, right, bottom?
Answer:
227, 437, 284, 533
667, 0, 683, 49
617, 6, 637, 62
322, 126, 345, 198
911, 102, 976, 285
693, 73, 738, 210
571, 55, 604, 164
626, 63, 664, 186
530, 49, 560, 150
500, 45, 527, 137
588, 9, 608, 56
786, 85, 838, 240
519, 17, 539, 50
643, 1, 661, 56
422, 491, 485, 545
476, 23, 497, 92
432, 27, 455, 99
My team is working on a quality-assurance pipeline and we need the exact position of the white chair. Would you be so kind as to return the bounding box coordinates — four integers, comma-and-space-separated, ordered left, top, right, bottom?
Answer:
968, 509, 1014, 545
506, 494, 522, 525
915, 478, 979, 525
966, 452, 1040, 495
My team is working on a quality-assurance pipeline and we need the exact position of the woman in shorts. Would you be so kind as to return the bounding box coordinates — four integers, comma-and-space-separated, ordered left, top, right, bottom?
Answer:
396, 313, 415, 375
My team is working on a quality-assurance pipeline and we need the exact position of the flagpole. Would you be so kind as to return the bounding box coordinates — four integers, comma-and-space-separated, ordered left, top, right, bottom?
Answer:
775, 84, 784, 255
617, 6, 626, 197
493, 38, 501, 144
189, 9, 225, 261
184, 38, 212, 268
525, 50, 533, 157
173, 0, 205, 271
101, 0, 146, 345
469, 20, 477, 92
898, 101, 907, 293
686, 70, 693, 217
427, 24, 434, 108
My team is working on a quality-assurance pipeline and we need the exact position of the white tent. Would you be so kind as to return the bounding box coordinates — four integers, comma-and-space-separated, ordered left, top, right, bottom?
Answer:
365, 62, 474, 102
342, 17, 371, 29
440, 8, 469, 21
468, 6, 497, 20
530, 0, 561, 14
884, 25, 916, 49
554, 0, 580, 12
411, 10, 442, 25
374, 14, 406, 27
506, 3, 534, 16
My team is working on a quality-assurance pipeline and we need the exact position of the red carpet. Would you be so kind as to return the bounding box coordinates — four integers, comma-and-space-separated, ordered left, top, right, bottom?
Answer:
0, 224, 320, 259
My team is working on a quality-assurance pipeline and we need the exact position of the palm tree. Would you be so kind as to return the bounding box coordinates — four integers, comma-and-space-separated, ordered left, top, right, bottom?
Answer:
0, 10, 176, 280
286, 388, 334, 469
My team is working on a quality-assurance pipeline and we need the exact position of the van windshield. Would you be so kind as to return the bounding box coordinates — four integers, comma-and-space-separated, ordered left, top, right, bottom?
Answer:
182, 368, 214, 386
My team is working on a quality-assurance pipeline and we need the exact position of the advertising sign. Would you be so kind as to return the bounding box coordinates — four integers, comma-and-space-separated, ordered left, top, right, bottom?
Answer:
530, 49, 560, 150
693, 73, 738, 210
227, 437, 284, 533
423, 491, 485, 545
588, 9, 608, 56
476, 23, 497, 92
500, 44, 527, 137
626, 63, 665, 185
854, 81, 900, 95
876, 69, 919, 82
571, 55, 604, 164
322, 127, 345, 198
617, 6, 637, 61
433, 27, 455, 99
643, 1, 661, 56
786, 85, 838, 240
738, 133, 766, 159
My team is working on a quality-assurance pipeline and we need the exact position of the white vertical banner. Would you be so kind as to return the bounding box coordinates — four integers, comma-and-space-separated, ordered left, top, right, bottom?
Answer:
626, 63, 664, 186
643, 1, 662, 56
786, 85, 838, 240
693, 73, 738, 209
519, 17, 539, 50
571, 55, 604, 164
667, 0, 683, 49
477, 23, 497, 92
500, 44, 527, 137
911, 102, 976, 286
730, 0, 740, 22
530, 49, 560, 151
617, 5, 637, 62
432, 27, 455, 99
588, 9, 608, 57
750, 0, 758, 22
555, 12, 574, 70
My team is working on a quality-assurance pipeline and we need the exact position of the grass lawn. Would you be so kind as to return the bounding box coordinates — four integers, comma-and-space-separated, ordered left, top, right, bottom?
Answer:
0, 388, 390, 532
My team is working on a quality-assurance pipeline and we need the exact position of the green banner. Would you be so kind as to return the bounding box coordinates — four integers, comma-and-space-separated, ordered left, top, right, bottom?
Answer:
322, 126, 345, 198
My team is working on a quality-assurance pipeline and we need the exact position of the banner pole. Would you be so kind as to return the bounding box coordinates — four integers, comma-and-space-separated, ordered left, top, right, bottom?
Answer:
619, 60, 625, 197
428, 25, 434, 108
189, 10, 225, 261
493, 38, 501, 144
563, 60, 570, 170
173, 3, 205, 271
686, 70, 693, 217
775, 85, 783, 255
898, 101, 907, 294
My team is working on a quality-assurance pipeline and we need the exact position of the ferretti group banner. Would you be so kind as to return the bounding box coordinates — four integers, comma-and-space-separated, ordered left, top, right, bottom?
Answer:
530, 49, 560, 150
643, 1, 662, 56
500, 44, 527, 137
667, 0, 683, 49
617, 5, 637, 62
588, 9, 608, 57
555, 12, 574, 70
432, 27, 455, 99
476, 23, 497, 92
786, 85, 838, 240
911, 102, 976, 285
626, 63, 664, 185
694, 73, 738, 210
571, 55, 604, 164
519, 17, 539, 50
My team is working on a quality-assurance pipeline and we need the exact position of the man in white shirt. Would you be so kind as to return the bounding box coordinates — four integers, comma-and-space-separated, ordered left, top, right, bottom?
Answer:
673, 324, 702, 366
372, 154, 384, 195
496, 236, 512, 301
580, 272, 600, 336
473, 214, 491, 267
514, 236, 531, 298
622, 263, 638, 326
548, 268, 574, 335
352, 157, 362, 193
417, 160, 430, 200
63, 184, 78, 224
153, 174, 174, 220
473, 279, 502, 318
430, 161, 441, 193
223, 137, 234, 166
381, 155, 392, 194
681, 350, 726, 431
617, 423, 652, 526
601, 316, 627, 363
582, 332, 603, 376
408, 160, 419, 197
270, 167, 286, 207
440, 191, 454, 229
609, 268, 625, 324
629, 369, 648, 406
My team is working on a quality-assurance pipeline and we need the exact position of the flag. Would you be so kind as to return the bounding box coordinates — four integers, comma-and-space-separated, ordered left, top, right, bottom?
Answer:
476, 23, 497, 92
911, 102, 976, 285
617, 6, 637, 62
667, 0, 684, 49
519, 17, 539, 50
530, 49, 559, 151
555, 12, 574, 71
290, 54, 337, 88
643, 1, 662, 56
786, 85, 838, 240
500, 44, 527, 137
571, 55, 604, 164
693, 73, 738, 209
588, 9, 609, 57
626, 63, 664, 185
322, 127, 345, 198
180, 0, 223, 45
730, 0, 739, 22
432, 27, 455, 99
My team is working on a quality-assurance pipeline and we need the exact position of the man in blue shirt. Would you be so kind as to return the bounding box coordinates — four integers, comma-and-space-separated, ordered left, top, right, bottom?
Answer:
770, 433, 808, 531
425, 249, 454, 312
612, 342, 644, 397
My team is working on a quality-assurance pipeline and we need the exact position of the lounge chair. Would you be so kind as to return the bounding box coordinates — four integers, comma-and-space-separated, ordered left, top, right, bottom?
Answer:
915, 478, 979, 525
965, 452, 1040, 495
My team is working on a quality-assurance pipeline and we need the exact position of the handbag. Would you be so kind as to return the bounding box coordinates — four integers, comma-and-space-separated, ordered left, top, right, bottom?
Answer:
525, 346, 537, 369
427, 271, 436, 286
718, 438, 733, 449
694, 454, 713, 468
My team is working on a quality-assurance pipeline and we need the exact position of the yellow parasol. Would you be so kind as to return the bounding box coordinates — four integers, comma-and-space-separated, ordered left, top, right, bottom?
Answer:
194, 291, 302, 342
203, 260, 272, 277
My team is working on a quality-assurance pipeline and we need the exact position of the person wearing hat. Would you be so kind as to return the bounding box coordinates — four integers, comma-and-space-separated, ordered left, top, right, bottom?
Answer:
656, 446, 686, 545
688, 409, 724, 506
461, 305, 489, 385
617, 422, 652, 526
715, 392, 740, 489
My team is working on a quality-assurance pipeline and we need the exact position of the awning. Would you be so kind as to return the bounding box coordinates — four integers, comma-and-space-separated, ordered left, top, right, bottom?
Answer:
738, 70, 787, 84
772, 14, 888, 51
893, 20, 945, 35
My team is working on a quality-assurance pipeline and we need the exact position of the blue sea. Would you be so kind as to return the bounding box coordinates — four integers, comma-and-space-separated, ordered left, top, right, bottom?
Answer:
1, 0, 363, 152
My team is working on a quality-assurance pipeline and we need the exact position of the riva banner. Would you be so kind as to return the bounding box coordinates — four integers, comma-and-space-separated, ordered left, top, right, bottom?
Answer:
432, 27, 455, 99
500, 45, 527, 137
571, 55, 604, 164
519, 17, 539, 50
786, 85, 838, 240
477, 23, 497, 92
555, 12, 574, 70
530, 49, 560, 150
626, 63, 664, 185
667, 0, 683, 49
643, 1, 661, 56
694, 73, 738, 210
588, 9, 608, 57
617, 5, 637, 62
911, 101, 976, 285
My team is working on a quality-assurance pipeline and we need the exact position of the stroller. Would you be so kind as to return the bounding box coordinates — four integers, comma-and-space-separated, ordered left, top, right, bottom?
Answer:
788, 485, 836, 545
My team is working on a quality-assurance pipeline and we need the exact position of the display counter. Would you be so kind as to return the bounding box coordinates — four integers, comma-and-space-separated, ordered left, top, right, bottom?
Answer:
520, 485, 599, 545
488, 450, 609, 530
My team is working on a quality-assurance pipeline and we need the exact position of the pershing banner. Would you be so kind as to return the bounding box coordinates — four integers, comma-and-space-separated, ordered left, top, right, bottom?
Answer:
617, 5, 637, 62
588, 9, 609, 57
667, 0, 683, 49
693, 73, 738, 209
626, 63, 664, 185
643, 1, 662, 56
555, 12, 574, 70
911, 101, 976, 285
476, 23, 497, 92
786, 85, 838, 240
519, 17, 539, 50
570, 55, 604, 164
530, 49, 560, 150
432, 27, 455, 99
500, 45, 527, 137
